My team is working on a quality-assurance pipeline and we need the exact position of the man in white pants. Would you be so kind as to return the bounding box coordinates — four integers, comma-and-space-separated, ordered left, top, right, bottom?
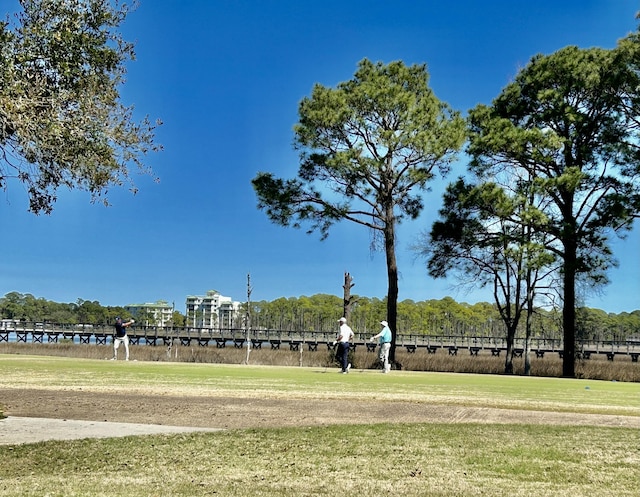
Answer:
370, 320, 392, 373
112, 317, 135, 361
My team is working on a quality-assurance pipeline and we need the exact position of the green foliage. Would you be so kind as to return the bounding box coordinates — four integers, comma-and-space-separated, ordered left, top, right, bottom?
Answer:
1, 291, 636, 341
467, 44, 640, 283
0, 0, 162, 214
458, 37, 640, 377
253, 58, 465, 238
246, 293, 638, 341
253, 59, 466, 361
421, 172, 560, 375
0, 292, 135, 324
171, 310, 186, 327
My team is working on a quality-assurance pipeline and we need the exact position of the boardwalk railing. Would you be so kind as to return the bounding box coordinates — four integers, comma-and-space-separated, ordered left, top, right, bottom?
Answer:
1, 322, 639, 361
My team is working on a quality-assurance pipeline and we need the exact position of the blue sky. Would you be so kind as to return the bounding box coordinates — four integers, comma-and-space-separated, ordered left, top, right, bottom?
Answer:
1, 0, 639, 314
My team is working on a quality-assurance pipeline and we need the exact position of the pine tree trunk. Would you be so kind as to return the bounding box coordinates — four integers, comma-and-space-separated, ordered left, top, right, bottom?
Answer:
562, 242, 577, 378
384, 220, 399, 365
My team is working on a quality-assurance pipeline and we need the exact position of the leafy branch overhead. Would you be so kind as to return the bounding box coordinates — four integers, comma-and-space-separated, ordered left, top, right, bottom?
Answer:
0, 0, 162, 214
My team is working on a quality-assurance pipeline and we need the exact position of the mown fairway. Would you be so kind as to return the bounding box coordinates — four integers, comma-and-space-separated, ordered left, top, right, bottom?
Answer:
0, 355, 638, 496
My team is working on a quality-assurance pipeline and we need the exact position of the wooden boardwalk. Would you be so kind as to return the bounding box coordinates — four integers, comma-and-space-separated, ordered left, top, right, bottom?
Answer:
1, 323, 639, 361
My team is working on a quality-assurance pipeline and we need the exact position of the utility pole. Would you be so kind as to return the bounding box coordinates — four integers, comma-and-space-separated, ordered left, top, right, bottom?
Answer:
245, 273, 252, 364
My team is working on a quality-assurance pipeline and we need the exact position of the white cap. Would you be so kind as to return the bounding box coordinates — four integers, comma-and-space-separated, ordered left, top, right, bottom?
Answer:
380, 320, 388, 327
338, 317, 347, 323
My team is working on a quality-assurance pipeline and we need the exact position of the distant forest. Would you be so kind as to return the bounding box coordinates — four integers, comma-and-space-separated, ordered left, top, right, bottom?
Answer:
1, 291, 638, 342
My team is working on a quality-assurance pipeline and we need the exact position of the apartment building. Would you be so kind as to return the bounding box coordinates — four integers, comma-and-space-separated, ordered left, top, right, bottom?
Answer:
185, 290, 240, 330
124, 300, 174, 327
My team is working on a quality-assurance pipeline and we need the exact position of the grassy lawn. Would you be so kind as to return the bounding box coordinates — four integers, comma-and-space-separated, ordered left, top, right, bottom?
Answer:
1, 355, 637, 415
2, 423, 638, 496
0, 355, 638, 496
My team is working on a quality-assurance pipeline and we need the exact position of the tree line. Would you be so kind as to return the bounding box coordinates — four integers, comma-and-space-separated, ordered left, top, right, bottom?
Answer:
0, 292, 134, 326
1, 291, 637, 344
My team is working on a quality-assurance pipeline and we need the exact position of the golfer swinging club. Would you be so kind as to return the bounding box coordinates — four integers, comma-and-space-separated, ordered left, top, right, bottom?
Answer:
112, 316, 135, 361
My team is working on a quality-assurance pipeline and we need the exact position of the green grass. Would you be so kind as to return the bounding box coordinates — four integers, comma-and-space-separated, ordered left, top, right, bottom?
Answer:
0, 355, 637, 415
0, 355, 639, 497
3, 341, 639, 381
1, 424, 638, 496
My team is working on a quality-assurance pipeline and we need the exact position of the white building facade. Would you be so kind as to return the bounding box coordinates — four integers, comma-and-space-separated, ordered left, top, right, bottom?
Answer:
124, 300, 174, 327
185, 290, 240, 330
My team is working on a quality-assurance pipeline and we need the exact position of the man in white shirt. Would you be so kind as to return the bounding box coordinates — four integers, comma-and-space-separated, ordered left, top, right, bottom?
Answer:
335, 317, 354, 373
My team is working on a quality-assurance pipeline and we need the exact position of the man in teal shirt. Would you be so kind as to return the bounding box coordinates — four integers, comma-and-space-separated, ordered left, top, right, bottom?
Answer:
370, 320, 392, 373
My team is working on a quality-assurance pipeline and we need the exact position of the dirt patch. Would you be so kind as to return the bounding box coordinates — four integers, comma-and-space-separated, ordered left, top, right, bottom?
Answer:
2, 388, 638, 438
0, 416, 221, 445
